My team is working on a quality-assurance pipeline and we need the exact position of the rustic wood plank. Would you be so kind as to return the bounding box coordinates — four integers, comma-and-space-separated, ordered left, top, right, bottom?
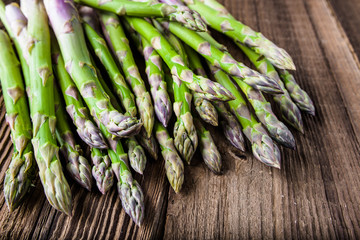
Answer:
328, 0, 360, 60
163, 0, 360, 239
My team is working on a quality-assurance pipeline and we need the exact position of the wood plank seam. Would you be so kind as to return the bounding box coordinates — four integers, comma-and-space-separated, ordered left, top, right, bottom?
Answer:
303, 0, 360, 147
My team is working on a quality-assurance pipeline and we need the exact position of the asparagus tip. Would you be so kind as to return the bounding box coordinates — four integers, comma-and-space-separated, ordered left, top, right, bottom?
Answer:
273, 162, 281, 169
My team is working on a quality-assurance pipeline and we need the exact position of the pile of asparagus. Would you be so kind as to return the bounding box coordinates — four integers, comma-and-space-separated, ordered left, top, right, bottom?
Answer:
0, 0, 314, 225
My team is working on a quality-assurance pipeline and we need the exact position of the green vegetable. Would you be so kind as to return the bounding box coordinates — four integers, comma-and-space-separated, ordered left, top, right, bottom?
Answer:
184, 45, 218, 126
0, 30, 35, 212
210, 64, 281, 168
185, 0, 296, 70
100, 12, 154, 137
44, 0, 142, 138
194, 118, 222, 174
278, 69, 315, 116
51, 37, 108, 149
54, 89, 92, 191
238, 44, 304, 133
155, 121, 184, 193
163, 20, 283, 94
125, 16, 234, 101
213, 102, 246, 152
90, 147, 114, 194
75, 0, 207, 31
81, 10, 137, 117
21, 0, 73, 214
233, 77, 296, 149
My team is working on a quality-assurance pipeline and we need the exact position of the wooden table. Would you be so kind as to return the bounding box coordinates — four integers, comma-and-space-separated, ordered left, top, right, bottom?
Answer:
1, 0, 360, 239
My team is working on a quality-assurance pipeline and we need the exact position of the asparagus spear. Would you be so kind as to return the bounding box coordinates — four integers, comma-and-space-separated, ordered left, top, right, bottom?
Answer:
0, 30, 35, 212
136, 128, 159, 160
238, 45, 304, 132
184, 0, 296, 70
95, 63, 149, 174
158, 30, 198, 163
213, 102, 246, 152
197, 31, 228, 52
80, 9, 138, 118
90, 147, 114, 194
184, 45, 219, 126
106, 136, 145, 226
160, 20, 283, 94
122, 18, 173, 128
210, 65, 281, 168
99, 12, 154, 137
15, 0, 72, 214
166, 74, 198, 164
278, 69, 315, 116
93, 101, 144, 224
44, 0, 142, 138
157, 0, 228, 52
194, 118, 222, 174
51, 38, 108, 149
54, 90, 92, 190
233, 78, 296, 149
0, 2, 30, 93
141, 36, 173, 127
124, 137, 147, 175
158, 24, 218, 127
75, 0, 206, 31
125, 16, 234, 101
88, 63, 145, 213
154, 121, 184, 193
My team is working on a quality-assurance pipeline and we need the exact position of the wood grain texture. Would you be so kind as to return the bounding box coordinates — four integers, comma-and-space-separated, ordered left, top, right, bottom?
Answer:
0, 0, 360, 239
328, 0, 360, 60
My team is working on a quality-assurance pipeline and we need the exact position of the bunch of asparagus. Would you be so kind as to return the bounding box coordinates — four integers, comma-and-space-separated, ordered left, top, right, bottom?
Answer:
0, 0, 314, 226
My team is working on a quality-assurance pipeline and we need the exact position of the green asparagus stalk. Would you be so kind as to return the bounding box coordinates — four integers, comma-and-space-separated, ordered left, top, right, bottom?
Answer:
210, 65, 281, 168
158, 0, 228, 51
80, 9, 137, 118
158, 30, 198, 163
90, 147, 114, 194
99, 12, 155, 137
17, 0, 72, 214
106, 136, 145, 226
166, 74, 198, 164
160, 20, 283, 94
233, 77, 296, 149
124, 137, 147, 174
122, 19, 173, 128
213, 102, 246, 152
95, 109, 144, 224
158, 24, 218, 127
155, 121, 184, 193
0, 2, 30, 91
51, 37, 108, 149
194, 118, 222, 174
54, 90, 92, 190
184, 0, 296, 70
184, 45, 219, 126
125, 16, 234, 101
141, 36, 173, 127
95, 62, 149, 175
44, 0, 142, 138
88, 65, 144, 217
75, 0, 206, 31
136, 128, 159, 160
278, 69, 315, 116
0, 30, 35, 212
238, 45, 304, 133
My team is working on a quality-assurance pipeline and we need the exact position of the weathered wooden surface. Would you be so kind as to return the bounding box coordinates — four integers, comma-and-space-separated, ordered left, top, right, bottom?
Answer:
1, 0, 360, 239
